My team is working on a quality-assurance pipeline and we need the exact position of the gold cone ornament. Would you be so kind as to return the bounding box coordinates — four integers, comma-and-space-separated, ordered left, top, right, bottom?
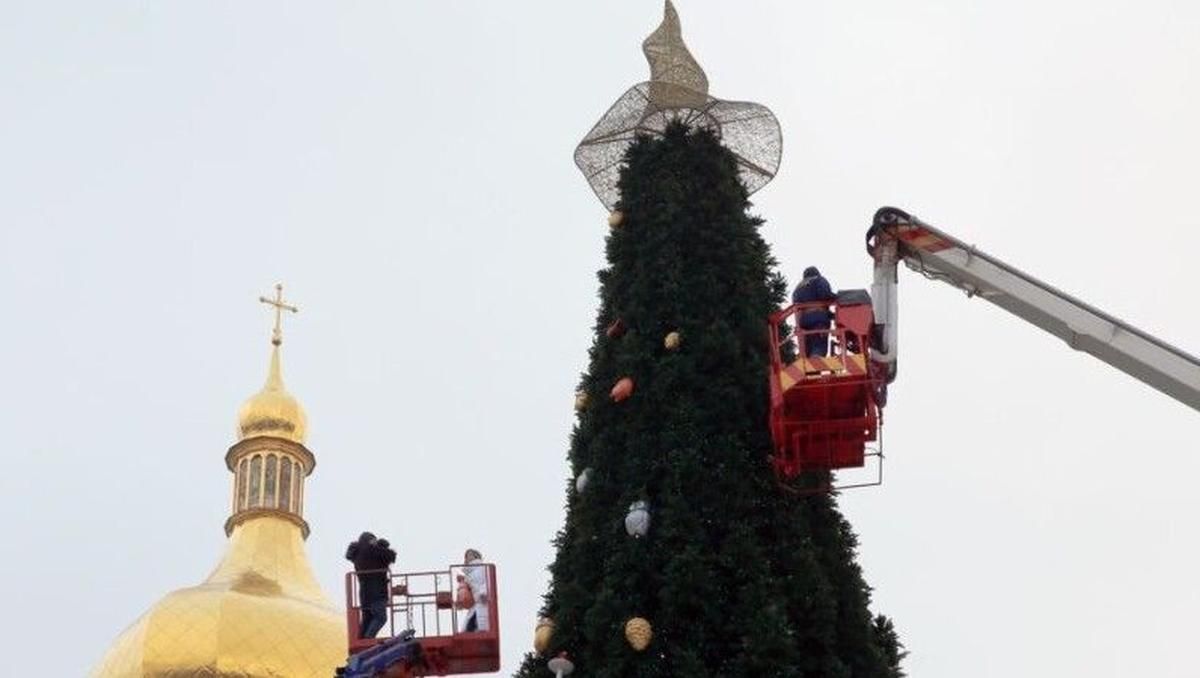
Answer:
664, 331, 681, 350
624, 616, 653, 651
534, 617, 556, 654
574, 1, 781, 209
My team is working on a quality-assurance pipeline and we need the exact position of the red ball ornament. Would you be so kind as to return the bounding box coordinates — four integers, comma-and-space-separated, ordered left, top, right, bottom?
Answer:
611, 377, 634, 402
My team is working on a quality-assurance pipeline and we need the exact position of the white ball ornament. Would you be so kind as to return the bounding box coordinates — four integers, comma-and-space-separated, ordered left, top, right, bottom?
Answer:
624, 500, 651, 538
547, 652, 575, 677
575, 468, 593, 494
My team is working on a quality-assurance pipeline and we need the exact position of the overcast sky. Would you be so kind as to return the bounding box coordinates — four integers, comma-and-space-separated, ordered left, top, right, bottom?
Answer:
2, 2, 1199, 677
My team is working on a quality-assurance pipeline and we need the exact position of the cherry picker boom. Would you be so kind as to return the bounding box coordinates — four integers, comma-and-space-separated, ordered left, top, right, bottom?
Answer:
768, 207, 1200, 488
867, 206, 1200, 410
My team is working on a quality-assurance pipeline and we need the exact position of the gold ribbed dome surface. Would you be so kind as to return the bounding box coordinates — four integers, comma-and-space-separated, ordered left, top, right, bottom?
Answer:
237, 346, 308, 444
91, 517, 344, 678
94, 286, 341, 677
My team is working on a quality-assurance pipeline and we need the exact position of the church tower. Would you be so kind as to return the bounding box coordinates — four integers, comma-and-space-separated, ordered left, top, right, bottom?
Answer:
92, 285, 345, 677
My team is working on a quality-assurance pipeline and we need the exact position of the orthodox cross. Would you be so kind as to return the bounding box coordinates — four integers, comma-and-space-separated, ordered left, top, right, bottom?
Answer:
258, 283, 298, 346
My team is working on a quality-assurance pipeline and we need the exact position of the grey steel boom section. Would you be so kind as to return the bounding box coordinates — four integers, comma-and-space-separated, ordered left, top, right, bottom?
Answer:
868, 207, 1200, 412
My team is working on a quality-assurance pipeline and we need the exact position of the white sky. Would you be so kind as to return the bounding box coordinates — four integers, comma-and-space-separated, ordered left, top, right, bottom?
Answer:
2, 2, 1199, 677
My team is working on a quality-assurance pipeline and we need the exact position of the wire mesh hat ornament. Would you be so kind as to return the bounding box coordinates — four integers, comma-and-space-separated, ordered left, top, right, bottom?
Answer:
574, 0, 782, 209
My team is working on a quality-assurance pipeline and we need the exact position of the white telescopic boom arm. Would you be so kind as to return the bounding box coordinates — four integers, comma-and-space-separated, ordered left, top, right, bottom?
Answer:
867, 207, 1200, 412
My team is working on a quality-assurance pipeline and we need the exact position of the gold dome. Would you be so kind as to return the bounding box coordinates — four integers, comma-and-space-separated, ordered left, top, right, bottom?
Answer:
237, 345, 308, 444
91, 517, 345, 677
94, 286, 341, 677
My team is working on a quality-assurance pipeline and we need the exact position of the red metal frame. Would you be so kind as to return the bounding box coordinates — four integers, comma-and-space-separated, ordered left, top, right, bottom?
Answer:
345, 563, 501, 676
768, 300, 885, 492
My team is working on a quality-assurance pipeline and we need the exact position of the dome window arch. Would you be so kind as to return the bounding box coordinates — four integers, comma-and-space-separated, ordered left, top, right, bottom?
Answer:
265, 455, 278, 507
249, 454, 263, 508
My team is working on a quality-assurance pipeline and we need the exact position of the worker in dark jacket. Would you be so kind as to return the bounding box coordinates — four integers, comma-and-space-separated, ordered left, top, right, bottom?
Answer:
346, 531, 397, 639
792, 266, 836, 357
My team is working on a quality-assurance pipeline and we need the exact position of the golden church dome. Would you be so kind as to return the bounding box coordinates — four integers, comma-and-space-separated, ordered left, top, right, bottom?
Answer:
237, 344, 308, 444
91, 518, 345, 678
93, 285, 345, 678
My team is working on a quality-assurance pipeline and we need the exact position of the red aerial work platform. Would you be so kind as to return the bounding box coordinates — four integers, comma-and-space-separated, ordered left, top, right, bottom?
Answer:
344, 564, 500, 676
767, 292, 885, 491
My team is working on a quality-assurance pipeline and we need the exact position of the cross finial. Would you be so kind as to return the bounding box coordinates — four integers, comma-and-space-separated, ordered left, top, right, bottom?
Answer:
258, 283, 298, 346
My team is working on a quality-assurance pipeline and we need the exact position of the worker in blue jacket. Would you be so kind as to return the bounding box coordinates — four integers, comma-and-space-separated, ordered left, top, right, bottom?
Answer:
792, 266, 836, 357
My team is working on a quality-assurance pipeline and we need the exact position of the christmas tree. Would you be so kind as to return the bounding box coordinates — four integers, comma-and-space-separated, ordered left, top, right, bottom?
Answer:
517, 4, 904, 677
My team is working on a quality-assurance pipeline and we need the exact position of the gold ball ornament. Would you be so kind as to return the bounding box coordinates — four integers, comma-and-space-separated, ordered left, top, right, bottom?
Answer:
534, 617, 555, 654
624, 617, 653, 651
574, 391, 589, 411
608, 210, 625, 228
663, 331, 681, 350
